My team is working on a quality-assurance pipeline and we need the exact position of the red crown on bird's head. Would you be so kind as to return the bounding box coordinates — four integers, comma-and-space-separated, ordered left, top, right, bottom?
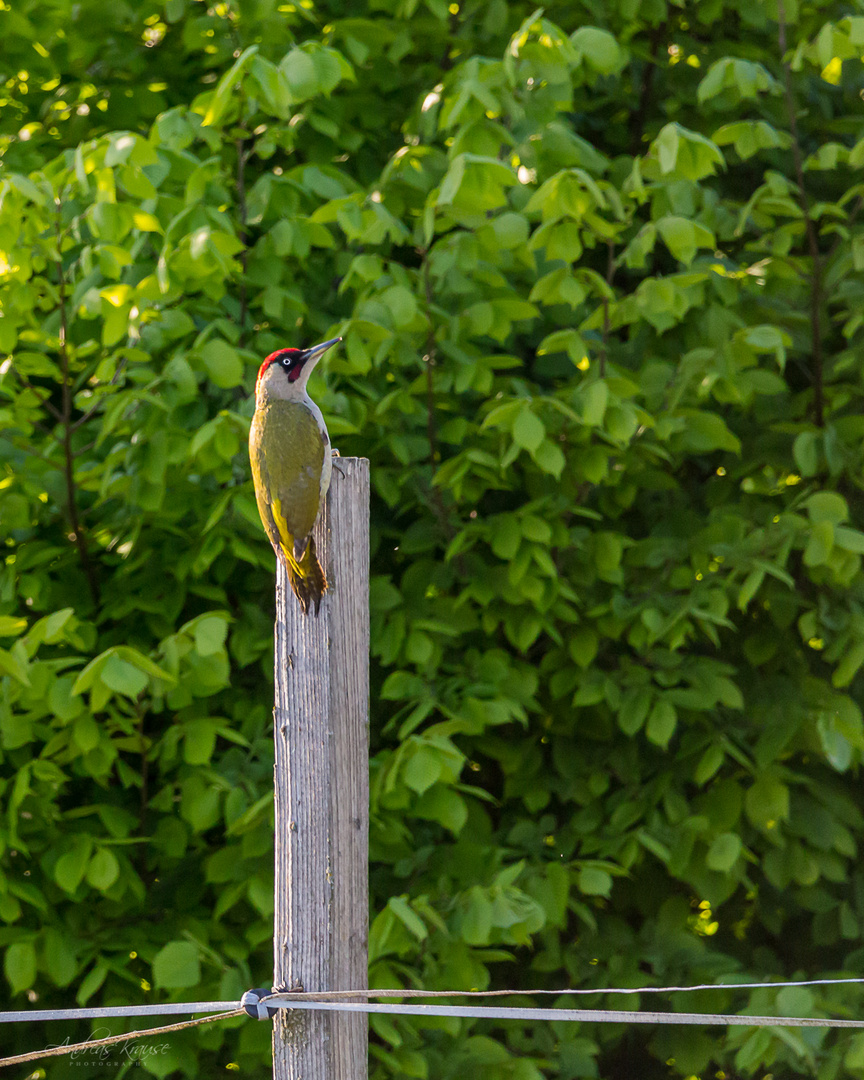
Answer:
256, 338, 342, 389
256, 348, 304, 387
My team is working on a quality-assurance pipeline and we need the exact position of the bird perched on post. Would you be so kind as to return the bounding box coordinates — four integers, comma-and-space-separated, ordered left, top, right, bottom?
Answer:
249, 337, 341, 614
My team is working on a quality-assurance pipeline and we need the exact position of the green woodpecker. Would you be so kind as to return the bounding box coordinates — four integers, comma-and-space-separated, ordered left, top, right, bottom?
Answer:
249, 337, 341, 614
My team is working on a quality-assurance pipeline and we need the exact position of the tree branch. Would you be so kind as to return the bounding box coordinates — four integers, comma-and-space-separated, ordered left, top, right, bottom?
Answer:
828, 194, 863, 261
439, 6, 461, 72
420, 249, 465, 569
69, 358, 127, 432
628, 19, 669, 156
0, 433, 54, 463
778, 0, 825, 427
9, 366, 63, 421
236, 136, 249, 348
599, 240, 616, 378
421, 255, 442, 472
136, 699, 150, 878
56, 205, 101, 607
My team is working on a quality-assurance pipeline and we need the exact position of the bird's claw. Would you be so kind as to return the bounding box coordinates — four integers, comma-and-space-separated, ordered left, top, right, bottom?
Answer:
331, 448, 346, 478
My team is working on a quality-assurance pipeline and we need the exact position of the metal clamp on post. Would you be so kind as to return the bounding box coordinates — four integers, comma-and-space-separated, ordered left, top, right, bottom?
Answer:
241, 989, 279, 1021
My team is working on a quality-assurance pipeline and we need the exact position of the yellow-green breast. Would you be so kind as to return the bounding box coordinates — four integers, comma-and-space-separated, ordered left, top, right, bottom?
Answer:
249, 400, 327, 556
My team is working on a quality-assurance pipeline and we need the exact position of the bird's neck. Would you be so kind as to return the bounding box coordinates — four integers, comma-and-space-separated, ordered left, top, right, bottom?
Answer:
256, 384, 312, 407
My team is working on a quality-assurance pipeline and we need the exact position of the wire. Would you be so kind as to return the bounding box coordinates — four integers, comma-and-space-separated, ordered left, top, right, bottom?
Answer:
0, 1010, 243, 1071
0, 1001, 239, 1024
5, 975, 864, 1026
260, 997, 864, 1029
4, 974, 864, 1070
262, 976, 864, 1000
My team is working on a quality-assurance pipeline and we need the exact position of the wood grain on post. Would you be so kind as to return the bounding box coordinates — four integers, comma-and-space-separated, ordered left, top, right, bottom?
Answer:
272, 457, 370, 1080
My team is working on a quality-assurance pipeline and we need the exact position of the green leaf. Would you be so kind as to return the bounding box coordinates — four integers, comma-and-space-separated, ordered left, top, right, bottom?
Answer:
90, 203, 134, 243
578, 867, 612, 897
656, 216, 715, 265
737, 568, 765, 611
805, 492, 848, 524
833, 642, 864, 689
618, 687, 652, 736
4, 941, 36, 995
571, 27, 623, 74
713, 120, 791, 160
280, 47, 319, 100
646, 700, 677, 749
491, 516, 521, 560
115, 648, 176, 682
745, 775, 790, 830
569, 626, 598, 669
0, 647, 30, 686
803, 520, 834, 567
380, 671, 426, 700
679, 410, 741, 454
653, 123, 725, 180
438, 154, 517, 212
76, 964, 108, 1006
250, 55, 291, 118
86, 848, 120, 891
100, 655, 149, 698
202, 45, 259, 127
183, 720, 218, 765
43, 927, 78, 987
698, 57, 780, 105
9, 173, 47, 205
403, 745, 444, 795
381, 285, 417, 327
491, 212, 529, 249
73, 715, 99, 753
533, 440, 565, 478
706, 832, 742, 872
388, 896, 428, 940
55, 839, 94, 893
200, 339, 244, 389
834, 527, 864, 554
694, 745, 725, 785
817, 705, 860, 773
413, 785, 468, 834
461, 887, 492, 945
846, 1033, 864, 1070
530, 268, 587, 309
793, 431, 820, 476
152, 941, 201, 989
194, 615, 229, 656
512, 409, 545, 452
738, 321, 794, 356
582, 381, 608, 426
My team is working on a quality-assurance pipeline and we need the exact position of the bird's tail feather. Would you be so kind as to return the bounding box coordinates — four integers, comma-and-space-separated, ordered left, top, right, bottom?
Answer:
280, 536, 327, 615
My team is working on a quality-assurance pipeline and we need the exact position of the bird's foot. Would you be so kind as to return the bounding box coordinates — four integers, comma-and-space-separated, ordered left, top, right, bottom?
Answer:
331, 448, 346, 478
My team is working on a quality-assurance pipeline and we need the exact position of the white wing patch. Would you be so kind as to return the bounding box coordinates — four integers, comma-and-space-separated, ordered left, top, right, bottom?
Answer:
302, 392, 333, 513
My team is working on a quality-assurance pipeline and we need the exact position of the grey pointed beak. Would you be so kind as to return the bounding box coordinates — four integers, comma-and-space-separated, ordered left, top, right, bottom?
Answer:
301, 337, 342, 363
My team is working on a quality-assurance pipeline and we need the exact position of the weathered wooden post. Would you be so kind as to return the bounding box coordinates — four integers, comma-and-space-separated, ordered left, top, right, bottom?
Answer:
272, 457, 369, 1080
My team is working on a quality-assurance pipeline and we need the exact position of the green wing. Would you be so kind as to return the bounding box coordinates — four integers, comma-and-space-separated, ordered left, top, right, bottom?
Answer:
249, 401, 326, 562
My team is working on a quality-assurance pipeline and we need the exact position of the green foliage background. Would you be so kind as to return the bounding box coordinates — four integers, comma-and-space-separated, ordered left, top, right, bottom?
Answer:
2, 0, 864, 1076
